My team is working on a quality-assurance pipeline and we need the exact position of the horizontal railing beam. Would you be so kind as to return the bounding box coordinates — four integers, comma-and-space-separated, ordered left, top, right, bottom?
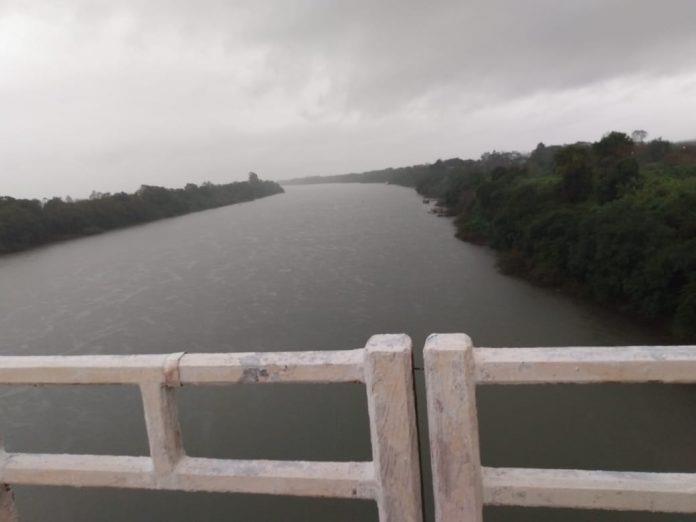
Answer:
5, 346, 696, 386
1, 454, 376, 499
475, 346, 696, 384
2, 454, 155, 489
179, 350, 366, 384
0, 350, 366, 385
483, 467, 696, 513
0, 355, 169, 385
175, 457, 376, 498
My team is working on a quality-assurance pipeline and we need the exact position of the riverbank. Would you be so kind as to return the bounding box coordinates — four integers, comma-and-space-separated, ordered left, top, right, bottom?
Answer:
284, 133, 696, 341
0, 177, 284, 256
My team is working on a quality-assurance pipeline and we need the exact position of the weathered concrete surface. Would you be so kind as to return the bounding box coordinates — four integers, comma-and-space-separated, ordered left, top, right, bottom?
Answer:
0, 341, 419, 521
0, 354, 168, 384
475, 345, 696, 384
365, 334, 423, 522
1, 453, 376, 499
424, 334, 696, 519
5, 337, 696, 520
174, 457, 376, 498
178, 349, 366, 384
0, 350, 366, 385
425, 333, 483, 522
0, 436, 18, 522
3, 454, 155, 490
484, 467, 696, 512
140, 383, 184, 477
0, 484, 18, 522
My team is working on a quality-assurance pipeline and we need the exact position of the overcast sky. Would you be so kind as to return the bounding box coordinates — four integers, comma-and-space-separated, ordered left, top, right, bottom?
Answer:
2, 1, 696, 198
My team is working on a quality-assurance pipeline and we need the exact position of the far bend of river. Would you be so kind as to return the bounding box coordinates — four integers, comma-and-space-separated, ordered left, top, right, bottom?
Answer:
0, 184, 693, 522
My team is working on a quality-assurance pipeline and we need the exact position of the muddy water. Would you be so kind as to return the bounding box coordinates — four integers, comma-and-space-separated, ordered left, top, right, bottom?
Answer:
0, 184, 689, 521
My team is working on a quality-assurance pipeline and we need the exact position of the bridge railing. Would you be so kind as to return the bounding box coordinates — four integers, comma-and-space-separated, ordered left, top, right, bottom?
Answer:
4, 333, 695, 521
424, 333, 696, 522
0, 334, 422, 522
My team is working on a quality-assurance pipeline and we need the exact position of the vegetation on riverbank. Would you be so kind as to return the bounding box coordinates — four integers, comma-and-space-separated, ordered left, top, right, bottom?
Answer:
287, 133, 696, 340
0, 174, 283, 255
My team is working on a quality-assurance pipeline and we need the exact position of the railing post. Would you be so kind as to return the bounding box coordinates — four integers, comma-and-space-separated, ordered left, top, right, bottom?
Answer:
0, 484, 18, 522
140, 383, 184, 477
424, 334, 483, 522
364, 334, 422, 522
0, 436, 19, 522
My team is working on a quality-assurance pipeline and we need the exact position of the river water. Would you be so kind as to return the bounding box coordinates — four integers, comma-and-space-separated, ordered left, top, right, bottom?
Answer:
0, 184, 692, 521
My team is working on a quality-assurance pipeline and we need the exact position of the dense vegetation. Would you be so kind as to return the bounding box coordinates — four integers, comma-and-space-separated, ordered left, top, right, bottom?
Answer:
0, 173, 283, 254
288, 133, 696, 340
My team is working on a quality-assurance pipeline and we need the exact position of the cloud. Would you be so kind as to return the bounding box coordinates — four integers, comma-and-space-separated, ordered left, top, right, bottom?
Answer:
1, 0, 695, 197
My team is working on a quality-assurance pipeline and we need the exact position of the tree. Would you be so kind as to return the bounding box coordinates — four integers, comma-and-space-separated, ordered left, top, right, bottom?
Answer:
594, 131, 634, 158
673, 279, 696, 339
248, 171, 259, 183
631, 129, 648, 143
529, 142, 557, 175
0, 177, 283, 254
596, 158, 641, 203
556, 146, 593, 203
647, 138, 672, 161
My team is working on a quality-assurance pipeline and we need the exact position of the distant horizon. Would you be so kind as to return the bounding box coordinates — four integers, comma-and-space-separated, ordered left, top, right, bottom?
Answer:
4, 130, 695, 200
278, 131, 696, 183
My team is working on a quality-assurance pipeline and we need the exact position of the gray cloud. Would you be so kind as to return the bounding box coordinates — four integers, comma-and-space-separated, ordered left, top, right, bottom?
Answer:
1, 0, 696, 198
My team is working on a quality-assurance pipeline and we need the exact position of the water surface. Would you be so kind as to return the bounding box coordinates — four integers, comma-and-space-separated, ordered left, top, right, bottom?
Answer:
0, 184, 691, 521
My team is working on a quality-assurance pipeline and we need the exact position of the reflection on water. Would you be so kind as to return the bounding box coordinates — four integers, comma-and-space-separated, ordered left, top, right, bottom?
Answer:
0, 184, 688, 521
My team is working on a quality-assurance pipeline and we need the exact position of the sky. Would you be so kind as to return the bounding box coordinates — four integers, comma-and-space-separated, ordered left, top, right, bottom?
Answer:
1, 1, 696, 199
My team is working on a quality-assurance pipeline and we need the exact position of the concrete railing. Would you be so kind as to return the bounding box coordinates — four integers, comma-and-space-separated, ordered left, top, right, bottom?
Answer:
424, 333, 696, 522
0, 334, 422, 522
3, 332, 696, 521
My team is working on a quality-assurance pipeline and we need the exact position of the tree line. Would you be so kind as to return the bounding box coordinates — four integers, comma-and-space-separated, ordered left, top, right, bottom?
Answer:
0, 173, 283, 254
289, 132, 696, 340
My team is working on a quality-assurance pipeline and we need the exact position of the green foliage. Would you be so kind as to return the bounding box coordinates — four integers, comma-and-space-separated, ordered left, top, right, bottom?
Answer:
674, 279, 696, 339
593, 131, 634, 158
0, 178, 283, 255
453, 132, 696, 340
556, 145, 593, 203
595, 157, 642, 203
528, 142, 559, 175
285, 130, 696, 340
646, 138, 672, 162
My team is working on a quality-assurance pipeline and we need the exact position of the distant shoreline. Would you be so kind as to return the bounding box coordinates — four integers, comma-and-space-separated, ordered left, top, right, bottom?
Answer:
280, 134, 696, 341
0, 178, 284, 256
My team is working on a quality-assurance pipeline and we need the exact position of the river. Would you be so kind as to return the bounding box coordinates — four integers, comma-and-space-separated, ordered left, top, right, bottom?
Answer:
0, 183, 692, 521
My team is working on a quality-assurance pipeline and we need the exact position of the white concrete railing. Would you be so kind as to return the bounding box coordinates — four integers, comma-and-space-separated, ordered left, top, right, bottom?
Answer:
4, 332, 695, 521
0, 334, 422, 522
424, 333, 696, 522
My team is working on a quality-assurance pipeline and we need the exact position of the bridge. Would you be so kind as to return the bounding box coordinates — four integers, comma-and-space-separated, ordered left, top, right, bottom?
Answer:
1, 333, 695, 521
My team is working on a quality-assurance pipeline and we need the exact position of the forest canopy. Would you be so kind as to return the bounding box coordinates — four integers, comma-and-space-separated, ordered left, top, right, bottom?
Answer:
0, 174, 283, 255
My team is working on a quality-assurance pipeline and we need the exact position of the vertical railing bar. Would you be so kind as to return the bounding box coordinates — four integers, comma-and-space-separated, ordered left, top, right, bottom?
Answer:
424, 333, 483, 522
0, 434, 18, 521
365, 334, 423, 522
139, 383, 185, 477
0, 484, 18, 522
